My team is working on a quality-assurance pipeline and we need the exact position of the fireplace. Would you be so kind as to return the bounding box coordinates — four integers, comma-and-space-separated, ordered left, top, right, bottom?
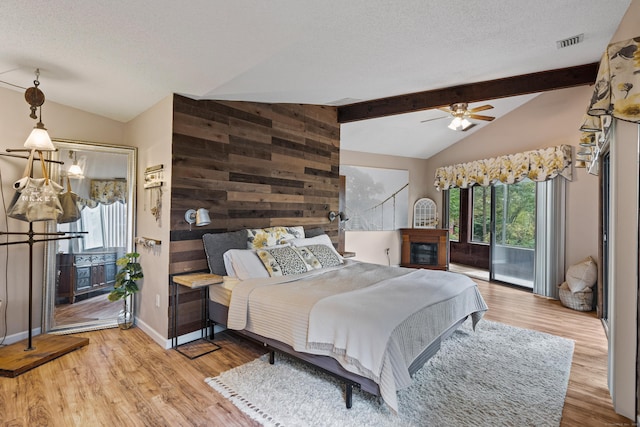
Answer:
400, 228, 449, 270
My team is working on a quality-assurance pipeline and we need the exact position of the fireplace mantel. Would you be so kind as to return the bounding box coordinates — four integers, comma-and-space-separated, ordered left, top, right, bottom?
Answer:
400, 228, 449, 270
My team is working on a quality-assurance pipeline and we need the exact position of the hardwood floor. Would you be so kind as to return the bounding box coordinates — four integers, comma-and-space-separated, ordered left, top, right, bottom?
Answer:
54, 293, 121, 326
0, 280, 633, 426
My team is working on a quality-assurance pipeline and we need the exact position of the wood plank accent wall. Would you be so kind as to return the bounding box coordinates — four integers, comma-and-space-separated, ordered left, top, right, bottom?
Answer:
169, 95, 341, 337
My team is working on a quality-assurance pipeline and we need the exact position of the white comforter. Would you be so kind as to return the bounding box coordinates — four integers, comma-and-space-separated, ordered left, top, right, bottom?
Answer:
225, 261, 487, 412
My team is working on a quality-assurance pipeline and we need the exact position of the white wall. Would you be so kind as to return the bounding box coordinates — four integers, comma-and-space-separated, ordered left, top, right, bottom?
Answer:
346, 231, 402, 266
124, 95, 173, 346
0, 86, 124, 342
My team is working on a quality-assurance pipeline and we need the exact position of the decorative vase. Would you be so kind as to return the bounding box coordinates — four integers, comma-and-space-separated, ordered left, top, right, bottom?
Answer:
118, 300, 133, 329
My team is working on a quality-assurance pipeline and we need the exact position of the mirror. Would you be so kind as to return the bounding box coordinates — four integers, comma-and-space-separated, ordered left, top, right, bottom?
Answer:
43, 139, 136, 334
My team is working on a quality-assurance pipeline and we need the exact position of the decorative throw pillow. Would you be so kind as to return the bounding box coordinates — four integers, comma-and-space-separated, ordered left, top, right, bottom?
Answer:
287, 234, 343, 262
566, 256, 597, 293
256, 246, 313, 277
247, 226, 305, 249
305, 244, 343, 268
295, 246, 322, 270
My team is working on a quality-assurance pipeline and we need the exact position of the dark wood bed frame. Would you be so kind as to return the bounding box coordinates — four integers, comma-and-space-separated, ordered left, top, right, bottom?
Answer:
209, 300, 467, 408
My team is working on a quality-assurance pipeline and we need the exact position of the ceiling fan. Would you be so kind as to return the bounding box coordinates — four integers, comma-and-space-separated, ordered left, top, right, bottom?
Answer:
421, 102, 495, 131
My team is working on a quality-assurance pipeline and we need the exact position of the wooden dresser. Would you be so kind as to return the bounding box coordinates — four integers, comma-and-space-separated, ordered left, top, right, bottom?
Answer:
400, 228, 449, 270
56, 251, 118, 303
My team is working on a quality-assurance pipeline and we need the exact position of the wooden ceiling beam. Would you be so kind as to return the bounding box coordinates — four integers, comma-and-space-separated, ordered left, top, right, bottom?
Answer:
337, 62, 599, 123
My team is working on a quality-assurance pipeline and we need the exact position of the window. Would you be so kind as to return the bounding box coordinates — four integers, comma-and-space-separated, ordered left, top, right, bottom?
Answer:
493, 180, 535, 249
446, 188, 460, 242
471, 186, 490, 243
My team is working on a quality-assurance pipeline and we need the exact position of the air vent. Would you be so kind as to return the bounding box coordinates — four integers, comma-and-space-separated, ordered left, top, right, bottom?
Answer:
556, 33, 584, 49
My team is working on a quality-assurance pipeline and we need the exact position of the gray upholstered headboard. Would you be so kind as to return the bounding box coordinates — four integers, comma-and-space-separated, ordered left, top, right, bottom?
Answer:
202, 230, 248, 276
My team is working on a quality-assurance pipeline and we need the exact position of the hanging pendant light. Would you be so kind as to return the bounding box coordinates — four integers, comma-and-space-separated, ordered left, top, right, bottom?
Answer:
23, 69, 55, 151
67, 150, 83, 177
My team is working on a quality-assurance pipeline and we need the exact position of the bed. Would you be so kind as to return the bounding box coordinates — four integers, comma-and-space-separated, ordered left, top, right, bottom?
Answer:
203, 227, 488, 412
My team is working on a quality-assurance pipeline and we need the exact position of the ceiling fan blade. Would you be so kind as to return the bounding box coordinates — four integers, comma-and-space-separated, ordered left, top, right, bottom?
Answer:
437, 107, 453, 114
461, 123, 477, 132
469, 104, 494, 113
420, 116, 449, 123
468, 114, 495, 121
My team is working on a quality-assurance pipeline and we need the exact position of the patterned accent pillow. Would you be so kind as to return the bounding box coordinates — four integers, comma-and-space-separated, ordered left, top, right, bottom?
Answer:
295, 247, 322, 270
247, 226, 305, 249
256, 246, 314, 277
306, 244, 343, 268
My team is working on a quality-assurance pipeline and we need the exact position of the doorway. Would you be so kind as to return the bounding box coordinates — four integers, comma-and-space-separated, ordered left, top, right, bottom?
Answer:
490, 180, 536, 287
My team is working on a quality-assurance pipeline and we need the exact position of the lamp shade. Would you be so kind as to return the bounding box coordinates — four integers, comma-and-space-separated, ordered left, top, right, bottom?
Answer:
448, 117, 462, 130
24, 124, 54, 151
185, 208, 211, 229
68, 163, 83, 176
195, 208, 211, 226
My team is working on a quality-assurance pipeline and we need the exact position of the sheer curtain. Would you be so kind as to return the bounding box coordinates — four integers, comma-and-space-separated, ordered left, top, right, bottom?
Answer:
533, 177, 566, 298
101, 202, 127, 249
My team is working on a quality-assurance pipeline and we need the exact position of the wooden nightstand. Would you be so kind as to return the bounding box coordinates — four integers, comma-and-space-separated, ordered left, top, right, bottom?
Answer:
171, 272, 223, 359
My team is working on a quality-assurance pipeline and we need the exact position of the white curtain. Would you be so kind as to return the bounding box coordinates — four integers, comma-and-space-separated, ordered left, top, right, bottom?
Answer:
101, 202, 127, 249
533, 177, 566, 298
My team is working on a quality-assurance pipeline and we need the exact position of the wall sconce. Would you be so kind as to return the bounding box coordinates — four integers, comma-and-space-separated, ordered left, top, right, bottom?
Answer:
23, 69, 55, 151
328, 211, 349, 222
185, 208, 211, 230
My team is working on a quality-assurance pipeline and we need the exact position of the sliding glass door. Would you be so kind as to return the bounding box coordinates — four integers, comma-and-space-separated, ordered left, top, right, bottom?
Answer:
447, 176, 564, 293
490, 179, 536, 287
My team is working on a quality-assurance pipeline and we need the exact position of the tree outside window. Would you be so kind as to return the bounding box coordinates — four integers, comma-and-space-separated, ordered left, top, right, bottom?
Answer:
471, 186, 491, 244
494, 180, 536, 249
447, 188, 460, 242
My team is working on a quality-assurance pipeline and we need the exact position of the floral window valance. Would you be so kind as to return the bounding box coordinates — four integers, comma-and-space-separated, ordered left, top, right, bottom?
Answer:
434, 145, 572, 191
587, 36, 640, 123
577, 36, 640, 174
90, 179, 127, 204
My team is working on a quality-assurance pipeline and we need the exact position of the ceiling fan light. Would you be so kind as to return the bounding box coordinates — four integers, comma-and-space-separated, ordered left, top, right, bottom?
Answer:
460, 118, 472, 130
448, 117, 462, 130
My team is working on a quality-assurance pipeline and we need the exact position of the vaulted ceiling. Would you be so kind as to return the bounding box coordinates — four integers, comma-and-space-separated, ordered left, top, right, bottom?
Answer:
0, 1, 631, 158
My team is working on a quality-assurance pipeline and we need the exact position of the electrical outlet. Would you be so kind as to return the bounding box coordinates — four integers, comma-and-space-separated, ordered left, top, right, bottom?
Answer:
385, 248, 390, 255
155, 294, 160, 308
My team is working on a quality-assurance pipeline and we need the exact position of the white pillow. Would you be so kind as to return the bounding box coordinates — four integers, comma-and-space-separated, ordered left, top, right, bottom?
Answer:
223, 249, 270, 280
288, 234, 343, 262
566, 256, 597, 293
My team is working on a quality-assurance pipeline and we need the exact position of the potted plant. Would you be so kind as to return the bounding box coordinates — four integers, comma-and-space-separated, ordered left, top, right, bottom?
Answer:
108, 252, 143, 329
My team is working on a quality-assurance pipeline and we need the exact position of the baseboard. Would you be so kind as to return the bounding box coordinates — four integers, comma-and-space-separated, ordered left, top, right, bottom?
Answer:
135, 318, 226, 350
134, 318, 169, 348
0, 327, 42, 346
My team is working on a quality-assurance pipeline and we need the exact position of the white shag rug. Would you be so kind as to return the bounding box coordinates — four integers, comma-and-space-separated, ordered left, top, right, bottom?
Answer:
206, 320, 574, 427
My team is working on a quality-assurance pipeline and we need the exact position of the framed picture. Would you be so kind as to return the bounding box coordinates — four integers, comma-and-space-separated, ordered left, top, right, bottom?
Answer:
341, 165, 409, 231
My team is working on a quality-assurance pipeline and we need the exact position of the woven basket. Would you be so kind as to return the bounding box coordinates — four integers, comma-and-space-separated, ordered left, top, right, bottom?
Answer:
558, 281, 593, 311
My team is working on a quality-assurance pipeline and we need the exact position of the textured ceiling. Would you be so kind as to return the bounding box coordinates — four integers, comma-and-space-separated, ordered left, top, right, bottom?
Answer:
0, 0, 631, 158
